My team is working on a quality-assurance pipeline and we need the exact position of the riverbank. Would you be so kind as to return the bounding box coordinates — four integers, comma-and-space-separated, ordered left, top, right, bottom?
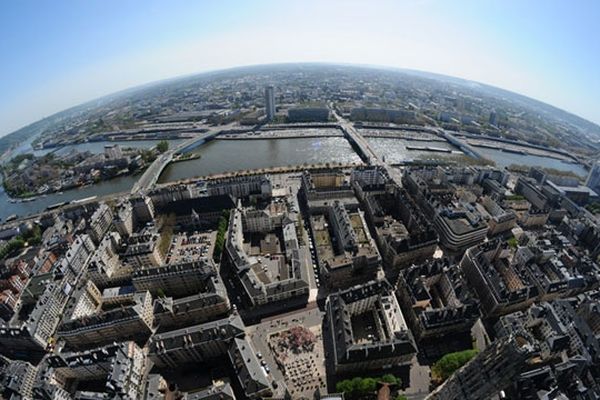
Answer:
0, 162, 361, 224
361, 133, 446, 141
217, 132, 343, 140
405, 145, 453, 153
475, 145, 588, 177
0, 130, 590, 222
468, 140, 573, 161
0, 173, 138, 222
0, 139, 167, 201
217, 127, 343, 141
159, 161, 362, 187
456, 132, 580, 162
1, 166, 144, 201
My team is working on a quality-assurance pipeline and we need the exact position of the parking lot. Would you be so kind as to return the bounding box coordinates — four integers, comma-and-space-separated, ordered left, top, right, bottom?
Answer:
165, 231, 216, 264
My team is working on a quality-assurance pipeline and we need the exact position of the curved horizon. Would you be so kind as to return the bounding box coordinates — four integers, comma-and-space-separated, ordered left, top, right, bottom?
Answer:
1, 0, 599, 138
3, 61, 599, 140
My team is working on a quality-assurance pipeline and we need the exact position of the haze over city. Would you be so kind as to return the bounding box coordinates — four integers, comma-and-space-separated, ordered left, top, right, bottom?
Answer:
1, 0, 600, 137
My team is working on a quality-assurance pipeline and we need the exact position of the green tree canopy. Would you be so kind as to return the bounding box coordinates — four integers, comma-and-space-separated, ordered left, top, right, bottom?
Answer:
335, 375, 401, 399
0, 238, 25, 260
380, 374, 401, 385
432, 349, 478, 382
213, 209, 231, 262
156, 140, 169, 153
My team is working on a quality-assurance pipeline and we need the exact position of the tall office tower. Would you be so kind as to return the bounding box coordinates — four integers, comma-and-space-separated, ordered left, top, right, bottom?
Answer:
585, 160, 600, 192
488, 110, 497, 126
264, 85, 275, 120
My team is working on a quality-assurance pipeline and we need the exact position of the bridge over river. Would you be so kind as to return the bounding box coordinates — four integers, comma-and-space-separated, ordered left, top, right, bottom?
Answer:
131, 123, 241, 193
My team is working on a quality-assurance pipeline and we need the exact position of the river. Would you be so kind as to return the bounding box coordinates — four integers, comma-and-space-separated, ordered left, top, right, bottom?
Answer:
158, 137, 362, 183
1, 135, 589, 221
474, 146, 588, 177
0, 174, 137, 221
367, 137, 589, 178
367, 138, 463, 163
0, 137, 361, 220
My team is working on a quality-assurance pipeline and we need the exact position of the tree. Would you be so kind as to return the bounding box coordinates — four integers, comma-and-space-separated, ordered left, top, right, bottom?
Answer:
357, 377, 377, 394
24, 225, 42, 246
380, 374, 401, 386
335, 380, 353, 394
432, 349, 478, 382
586, 202, 600, 214
141, 149, 156, 163
158, 213, 176, 256
213, 209, 231, 262
0, 238, 25, 260
335, 375, 395, 399
156, 140, 169, 153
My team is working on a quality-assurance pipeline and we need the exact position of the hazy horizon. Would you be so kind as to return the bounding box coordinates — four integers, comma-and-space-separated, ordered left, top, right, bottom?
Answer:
1, 0, 599, 136
6, 61, 600, 137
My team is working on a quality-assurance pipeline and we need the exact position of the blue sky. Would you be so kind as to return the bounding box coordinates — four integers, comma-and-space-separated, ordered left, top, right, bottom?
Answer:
1, 0, 599, 136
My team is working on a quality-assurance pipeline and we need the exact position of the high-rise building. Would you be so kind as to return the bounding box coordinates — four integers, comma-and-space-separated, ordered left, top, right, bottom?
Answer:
585, 160, 600, 192
264, 85, 275, 120
488, 110, 497, 125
